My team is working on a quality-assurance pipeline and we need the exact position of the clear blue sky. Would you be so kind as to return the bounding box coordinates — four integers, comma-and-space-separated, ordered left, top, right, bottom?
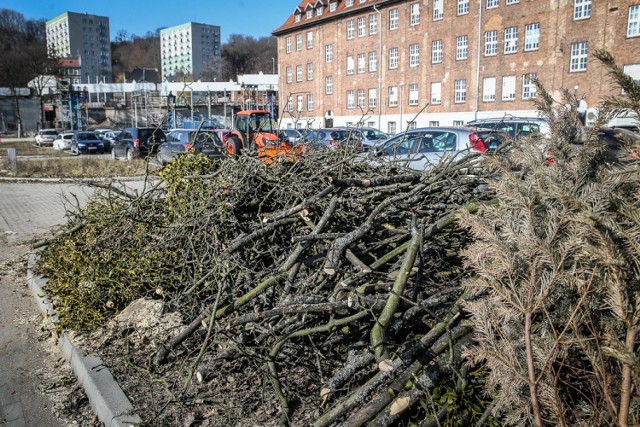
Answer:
3, 0, 296, 42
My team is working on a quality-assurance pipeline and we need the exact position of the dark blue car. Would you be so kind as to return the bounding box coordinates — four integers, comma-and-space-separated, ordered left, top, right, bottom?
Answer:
71, 131, 105, 155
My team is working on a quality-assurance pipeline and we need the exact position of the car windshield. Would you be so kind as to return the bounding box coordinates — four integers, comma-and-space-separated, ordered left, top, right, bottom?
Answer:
247, 115, 275, 132
41, 130, 57, 135
361, 129, 387, 140
77, 132, 98, 140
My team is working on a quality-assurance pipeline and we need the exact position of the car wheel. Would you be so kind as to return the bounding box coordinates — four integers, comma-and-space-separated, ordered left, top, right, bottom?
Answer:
126, 149, 133, 161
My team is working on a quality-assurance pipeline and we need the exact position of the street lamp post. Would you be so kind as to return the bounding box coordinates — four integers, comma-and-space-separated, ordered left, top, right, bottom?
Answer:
167, 92, 176, 130
272, 57, 275, 74
399, 82, 405, 132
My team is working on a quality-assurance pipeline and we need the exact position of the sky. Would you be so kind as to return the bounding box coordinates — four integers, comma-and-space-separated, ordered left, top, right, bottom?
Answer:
4, 0, 298, 42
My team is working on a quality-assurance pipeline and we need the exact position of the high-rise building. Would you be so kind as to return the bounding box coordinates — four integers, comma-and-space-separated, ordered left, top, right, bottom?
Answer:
160, 22, 222, 81
273, 0, 640, 131
46, 12, 112, 84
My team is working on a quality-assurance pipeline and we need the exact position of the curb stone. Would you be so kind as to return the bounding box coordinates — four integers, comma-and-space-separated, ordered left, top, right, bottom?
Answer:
27, 251, 142, 427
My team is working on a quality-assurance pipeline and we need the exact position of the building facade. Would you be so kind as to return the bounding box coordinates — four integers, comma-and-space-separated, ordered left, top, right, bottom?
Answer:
273, 0, 640, 132
160, 22, 222, 81
46, 12, 112, 84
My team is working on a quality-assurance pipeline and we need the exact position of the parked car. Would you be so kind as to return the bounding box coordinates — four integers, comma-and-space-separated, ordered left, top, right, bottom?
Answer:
53, 132, 74, 150
93, 128, 113, 151
34, 129, 58, 147
339, 127, 389, 150
303, 128, 363, 150
71, 131, 105, 155
111, 127, 166, 161
369, 126, 507, 170
466, 115, 551, 139
157, 129, 224, 165
596, 127, 640, 164
102, 130, 122, 150
279, 128, 305, 145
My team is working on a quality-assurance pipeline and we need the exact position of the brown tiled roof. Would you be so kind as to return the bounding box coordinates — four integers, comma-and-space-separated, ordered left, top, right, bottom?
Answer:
273, 0, 394, 35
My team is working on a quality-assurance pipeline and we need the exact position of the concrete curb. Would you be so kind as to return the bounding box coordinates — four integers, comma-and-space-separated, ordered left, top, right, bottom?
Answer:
27, 251, 142, 427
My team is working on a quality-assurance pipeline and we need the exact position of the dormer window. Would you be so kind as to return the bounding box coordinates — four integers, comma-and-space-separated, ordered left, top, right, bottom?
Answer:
317, 6, 324, 15
307, 9, 313, 18
330, 1, 337, 11
346, 0, 354, 6
295, 13, 301, 22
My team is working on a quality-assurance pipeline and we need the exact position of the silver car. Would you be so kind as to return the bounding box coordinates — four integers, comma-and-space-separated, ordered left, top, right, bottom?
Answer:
34, 129, 58, 147
370, 126, 506, 170
53, 132, 74, 150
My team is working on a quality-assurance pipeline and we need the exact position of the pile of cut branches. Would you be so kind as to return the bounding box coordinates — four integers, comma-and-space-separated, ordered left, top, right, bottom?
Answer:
36, 146, 496, 426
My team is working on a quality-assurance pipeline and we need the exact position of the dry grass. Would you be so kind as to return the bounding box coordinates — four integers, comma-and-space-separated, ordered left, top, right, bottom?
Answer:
0, 156, 155, 178
0, 139, 62, 157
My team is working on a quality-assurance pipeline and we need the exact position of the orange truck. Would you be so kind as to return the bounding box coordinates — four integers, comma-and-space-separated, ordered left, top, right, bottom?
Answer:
226, 110, 300, 162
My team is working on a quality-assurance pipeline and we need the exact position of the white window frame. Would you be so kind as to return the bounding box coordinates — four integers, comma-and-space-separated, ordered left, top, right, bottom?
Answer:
286, 37, 292, 53
369, 14, 378, 34
325, 44, 333, 62
388, 86, 398, 107
306, 9, 313, 19
357, 89, 365, 108
524, 23, 540, 51
429, 121, 440, 127
358, 17, 366, 37
504, 27, 518, 54
325, 76, 333, 94
286, 67, 292, 84
297, 95, 304, 112
502, 75, 516, 100
347, 55, 355, 75
454, 79, 467, 103
522, 73, 537, 99
307, 94, 314, 111
409, 83, 419, 106
357, 53, 365, 73
388, 122, 397, 134
432, 40, 443, 63
330, 1, 337, 12
307, 63, 314, 80
295, 14, 301, 23
458, 0, 470, 15
456, 35, 468, 60
368, 88, 377, 108
570, 41, 588, 72
317, 6, 324, 16
287, 96, 293, 112
346, 0, 354, 6
369, 51, 377, 72
390, 8, 399, 30
431, 82, 442, 104
307, 31, 314, 49
487, 0, 499, 8
389, 47, 399, 69
433, 0, 444, 20
506, 0, 519, 4
347, 20, 355, 39
296, 65, 302, 82
573, 0, 591, 20
483, 76, 496, 102
628, 5, 640, 37
410, 3, 421, 25
347, 90, 355, 109
409, 44, 419, 67
296, 34, 302, 51
485, 30, 497, 56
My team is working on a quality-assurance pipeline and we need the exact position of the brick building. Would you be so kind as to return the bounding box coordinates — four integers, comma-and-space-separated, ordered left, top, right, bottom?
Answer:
273, 0, 640, 132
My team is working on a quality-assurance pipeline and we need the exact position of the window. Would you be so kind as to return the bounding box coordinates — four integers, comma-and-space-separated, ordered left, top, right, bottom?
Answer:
330, 1, 337, 12
453, 120, 464, 126
506, 0, 519, 4
325, 44, 333, 62
524, 23, 540, 51
325, 76, 333, 94
502, 75, 516, 100
317, 6, 324, 16
357, 89, 365, 108
286, 67, 292, 83
522, 73, 537, 99
347, 20, 354, 39
429, 121, 440, 127
369, 51, 377, 71
389, 86, 398, 106
623, 64, 640, 88
296, 65, 302, 82
574, 0, 591, 20
307, 94, 314, 111
454, 79, 467, 103
297, 95, 304, 111
369, 88, 377, 107
483, 77, 496, 101
485, 31, 498, 55
504, 27, 518, 54
285, 96, 293, 112
570, 41, 588, 71
347, 90, 355, 109
307, 31, 314, 48
431, 82, 442, 104
347, 55, 355, 74
409, 84, 419, 105
433, 0, 444, 20
295, 14, 301, 22
296, 34, 302, 51
389, 47, 399, 69
369, 14, 378, 34
388, 122, 397, 134
458, 0, 470, 15
346, 0, 354, 6
487, 0, 499, 8
390, 9, 399, 30
358, 17, 366, 37
286, 37, 292, 53
357, 53, 365, 73
307, 9, 313, 19
410, 3, 420, 25
432, 40, 443, 63
409, 44, 419, 67
307, 63, 314, 80
628, 5, 640, 37
456, 36, 468, 60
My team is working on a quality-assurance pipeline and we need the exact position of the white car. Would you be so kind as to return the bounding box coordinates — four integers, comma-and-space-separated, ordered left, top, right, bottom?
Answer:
53, 132, 74, 150
34, 129, 58, 147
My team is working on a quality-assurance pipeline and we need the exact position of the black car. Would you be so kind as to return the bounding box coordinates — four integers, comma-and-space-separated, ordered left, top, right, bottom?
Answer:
111, 127, 166, 161
157, 129, 224, 165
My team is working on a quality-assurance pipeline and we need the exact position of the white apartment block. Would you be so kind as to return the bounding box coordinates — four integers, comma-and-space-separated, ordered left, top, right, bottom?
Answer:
46, 12, 112, 84
160, 22, 222, 81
